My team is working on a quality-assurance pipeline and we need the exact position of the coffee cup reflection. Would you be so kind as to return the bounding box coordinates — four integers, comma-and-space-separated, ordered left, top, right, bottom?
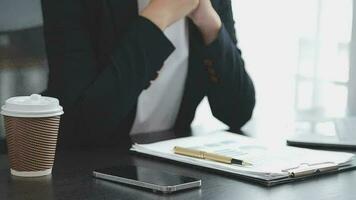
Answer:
7, 175, 54, 200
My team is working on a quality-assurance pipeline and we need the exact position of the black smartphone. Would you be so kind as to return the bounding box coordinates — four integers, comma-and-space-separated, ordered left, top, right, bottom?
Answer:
93, 165, 201, 194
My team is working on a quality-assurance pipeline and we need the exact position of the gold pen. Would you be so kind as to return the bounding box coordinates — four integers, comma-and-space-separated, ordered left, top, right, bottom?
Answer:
173, 146, 252, 166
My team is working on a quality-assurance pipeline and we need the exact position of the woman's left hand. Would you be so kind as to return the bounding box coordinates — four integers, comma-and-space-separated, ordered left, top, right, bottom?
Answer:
189, 0, 222, 45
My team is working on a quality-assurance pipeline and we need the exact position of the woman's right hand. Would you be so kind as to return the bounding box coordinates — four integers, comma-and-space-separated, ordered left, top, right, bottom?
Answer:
140, 0, 199, 30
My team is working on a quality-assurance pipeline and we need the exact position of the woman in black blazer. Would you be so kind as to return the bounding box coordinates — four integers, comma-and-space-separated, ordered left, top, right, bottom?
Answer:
41, 0, 255, 149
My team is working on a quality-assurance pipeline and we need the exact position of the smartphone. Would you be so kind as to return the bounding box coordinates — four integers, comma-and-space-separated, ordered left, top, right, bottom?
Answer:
93, 165, 201, 193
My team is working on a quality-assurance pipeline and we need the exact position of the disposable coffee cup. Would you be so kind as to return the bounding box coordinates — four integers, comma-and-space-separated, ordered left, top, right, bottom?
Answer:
1, 94, 63, 177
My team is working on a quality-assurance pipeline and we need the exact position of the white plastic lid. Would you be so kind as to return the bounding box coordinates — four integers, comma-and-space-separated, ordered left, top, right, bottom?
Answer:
1, 94, 64, 118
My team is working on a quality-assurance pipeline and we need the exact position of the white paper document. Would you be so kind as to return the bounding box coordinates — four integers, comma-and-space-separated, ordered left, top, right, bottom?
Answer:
131, 132, 355, 180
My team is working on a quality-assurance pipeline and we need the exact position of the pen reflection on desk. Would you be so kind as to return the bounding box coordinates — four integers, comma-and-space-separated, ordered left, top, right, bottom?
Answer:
173, 146, 252, 166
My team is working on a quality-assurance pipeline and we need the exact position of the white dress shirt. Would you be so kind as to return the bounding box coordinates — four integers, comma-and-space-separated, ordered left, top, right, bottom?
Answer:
130, 0, 190, 134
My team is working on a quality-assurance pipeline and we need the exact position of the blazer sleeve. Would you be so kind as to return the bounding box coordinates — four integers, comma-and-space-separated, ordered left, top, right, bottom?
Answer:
41, 0, 175, 137
193, 0, 256, 131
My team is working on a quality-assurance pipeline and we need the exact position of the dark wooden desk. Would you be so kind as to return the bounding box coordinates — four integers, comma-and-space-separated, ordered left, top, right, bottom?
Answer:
1, 131, 356, 200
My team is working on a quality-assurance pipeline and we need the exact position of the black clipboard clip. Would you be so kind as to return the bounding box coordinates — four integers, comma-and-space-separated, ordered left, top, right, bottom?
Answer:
282, 162, 340, 178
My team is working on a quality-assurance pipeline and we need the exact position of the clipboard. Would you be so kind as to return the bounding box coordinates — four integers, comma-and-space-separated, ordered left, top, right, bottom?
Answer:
132, 151, 356, 187
264, 160, 356, 186
131, 132, 356, 186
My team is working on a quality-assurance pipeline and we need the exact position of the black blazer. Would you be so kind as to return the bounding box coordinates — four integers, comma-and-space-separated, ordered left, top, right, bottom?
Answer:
41, 0, 255, 150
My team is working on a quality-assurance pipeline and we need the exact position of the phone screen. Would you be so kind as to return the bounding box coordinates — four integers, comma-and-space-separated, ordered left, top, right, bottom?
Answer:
94, 165, 200, 187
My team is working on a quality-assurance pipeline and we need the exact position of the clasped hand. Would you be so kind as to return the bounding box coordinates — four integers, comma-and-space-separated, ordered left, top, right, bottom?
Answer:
140, 0, 222, 44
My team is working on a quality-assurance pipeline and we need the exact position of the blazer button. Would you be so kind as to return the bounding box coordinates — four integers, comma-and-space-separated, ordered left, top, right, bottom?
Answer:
203, 59, 213, 67
210, 76, 219, 83
207, 67, 216, 75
